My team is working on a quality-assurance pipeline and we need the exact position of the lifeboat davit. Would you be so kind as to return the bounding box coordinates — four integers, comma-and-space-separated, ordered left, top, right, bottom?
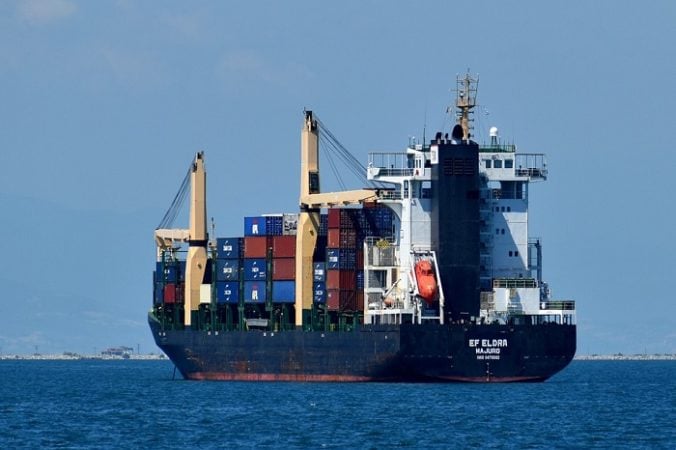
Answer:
415, 260, 438, 304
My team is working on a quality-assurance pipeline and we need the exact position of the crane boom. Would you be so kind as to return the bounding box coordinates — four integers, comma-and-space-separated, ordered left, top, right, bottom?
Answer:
294, 111, 377, 327
184, 152, 208, 327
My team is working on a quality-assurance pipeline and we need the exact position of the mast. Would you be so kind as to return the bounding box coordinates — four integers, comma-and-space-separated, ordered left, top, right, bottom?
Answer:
184, 152, 208, 327
454, 73, 478, 140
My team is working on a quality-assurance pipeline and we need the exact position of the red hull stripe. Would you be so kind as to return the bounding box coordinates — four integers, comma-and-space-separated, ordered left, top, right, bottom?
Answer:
188, 372, 382, 382
187, 372, 544, 383
437, 375, 544, 383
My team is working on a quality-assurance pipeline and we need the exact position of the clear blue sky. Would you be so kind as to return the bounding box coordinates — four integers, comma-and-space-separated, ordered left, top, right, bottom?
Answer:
1, 0, 674, 355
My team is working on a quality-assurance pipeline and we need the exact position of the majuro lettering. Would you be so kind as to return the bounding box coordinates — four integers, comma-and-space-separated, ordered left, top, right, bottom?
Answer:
469, 339, 508, 360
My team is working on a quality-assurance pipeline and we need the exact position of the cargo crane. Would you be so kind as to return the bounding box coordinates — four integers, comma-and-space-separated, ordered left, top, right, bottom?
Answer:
154, 152, 208, 327
295, 111, 377, 327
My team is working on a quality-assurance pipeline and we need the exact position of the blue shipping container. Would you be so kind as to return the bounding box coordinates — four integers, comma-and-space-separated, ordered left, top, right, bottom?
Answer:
155, 262, 178, 282
216, 237, 242, 259
243, 258, 267, 281
326, 248, 356, 270
244, 281, 267, 303
216, 282, 240, 304
264, 215, 284, 236
313, 262, 326, 281
244, 216, 267, 236
313, 282, 326, 303
215, 259, 239, 281
272, 280, 295, 303
244, 215, 285, 236
153, 281, 164, 304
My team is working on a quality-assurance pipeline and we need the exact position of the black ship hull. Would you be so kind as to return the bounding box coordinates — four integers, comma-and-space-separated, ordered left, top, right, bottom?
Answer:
149, 314, 575, 382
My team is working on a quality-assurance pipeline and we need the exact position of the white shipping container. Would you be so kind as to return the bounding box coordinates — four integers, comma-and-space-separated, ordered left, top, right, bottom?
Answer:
200, 284, 212, 304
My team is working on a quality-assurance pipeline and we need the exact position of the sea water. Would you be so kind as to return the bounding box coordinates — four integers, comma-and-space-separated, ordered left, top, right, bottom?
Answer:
0, 360, 674, 449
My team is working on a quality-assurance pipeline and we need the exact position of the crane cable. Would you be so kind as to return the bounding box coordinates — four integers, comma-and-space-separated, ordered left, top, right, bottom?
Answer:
157, 162, 191, 230
315, 116, 386, 190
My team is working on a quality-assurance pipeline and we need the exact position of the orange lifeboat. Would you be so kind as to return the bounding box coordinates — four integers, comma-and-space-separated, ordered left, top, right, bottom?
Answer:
415, 260, 437, 304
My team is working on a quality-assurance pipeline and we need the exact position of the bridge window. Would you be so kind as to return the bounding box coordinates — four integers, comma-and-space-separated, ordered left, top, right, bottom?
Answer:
484, 159, 492, 168
505, 159, 514, 168
494, 160, 503, 169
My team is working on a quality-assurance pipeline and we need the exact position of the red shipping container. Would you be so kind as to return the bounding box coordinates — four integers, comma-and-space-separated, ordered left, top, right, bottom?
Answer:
328, 228, 340, 248
163, 283, 176, 304
356, 249, 364, 270
328, 208, 341, 229
244, 236, 268, 258
272, 258, 296, 280
176, 283, 185, 303
272, 235, 296, 258
326, 269, 356, 290
326, 289, 340, 310
356, 291, 364, 311
339, 290, 357, 311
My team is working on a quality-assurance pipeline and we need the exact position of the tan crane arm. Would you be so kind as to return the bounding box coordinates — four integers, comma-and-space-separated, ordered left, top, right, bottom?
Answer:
300, 189, 377, 209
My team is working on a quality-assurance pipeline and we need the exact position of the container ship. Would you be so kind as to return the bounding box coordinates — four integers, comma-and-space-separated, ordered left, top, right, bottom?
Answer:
149, 75, 576, 382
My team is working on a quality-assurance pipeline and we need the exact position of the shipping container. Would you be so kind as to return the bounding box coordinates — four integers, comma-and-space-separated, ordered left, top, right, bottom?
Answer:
326, 248, 357, 270
244, 281, 267, 303
326, 289, 339, 310
319, 213, 328, 236
216, 237, 242, 259
340, 209, 357, 229
244, 216, 267, 236
339, 290, 357, 311
356, 270, 364, 289
313, 262, 326, 282
243, 236, 268, 258
176, 283, 185, 303
216, 281, 240, 304
313, 236, 327, 261
328, 228, 357, 248
272, 258, 295, 280
199, 284, 212, 304
283, 213, 298, 235
356, 291, 364, 311
155, 262, 178, 282
272, 235, 296, 258
163, 283, 177, 304
326, 269, 356, 290
153, 282, 164, 305
271, 280, 295, 303
263, 215, 284, 236
326, 289, 356, 311
327, 208, 341, 229
243, 258, 267, 281
313, 282, 326, 303
215, 259, 240, 281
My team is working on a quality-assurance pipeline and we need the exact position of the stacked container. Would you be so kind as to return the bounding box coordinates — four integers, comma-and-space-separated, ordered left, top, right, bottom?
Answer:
154, 259, 186, 305
271, 235, 296, 303
325, 208, 359, 311
243, 215, 296, 305
215, 238, 242, 304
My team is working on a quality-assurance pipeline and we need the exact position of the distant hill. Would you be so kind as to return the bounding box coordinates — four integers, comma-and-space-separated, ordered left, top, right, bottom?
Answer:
0, 193, 161, 355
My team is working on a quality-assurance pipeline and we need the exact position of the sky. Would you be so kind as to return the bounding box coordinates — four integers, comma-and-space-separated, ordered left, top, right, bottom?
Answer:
1, 0, 675, 356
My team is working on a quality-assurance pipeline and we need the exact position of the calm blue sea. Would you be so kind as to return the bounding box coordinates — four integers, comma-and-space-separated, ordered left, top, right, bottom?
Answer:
0, 360, 674, 449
